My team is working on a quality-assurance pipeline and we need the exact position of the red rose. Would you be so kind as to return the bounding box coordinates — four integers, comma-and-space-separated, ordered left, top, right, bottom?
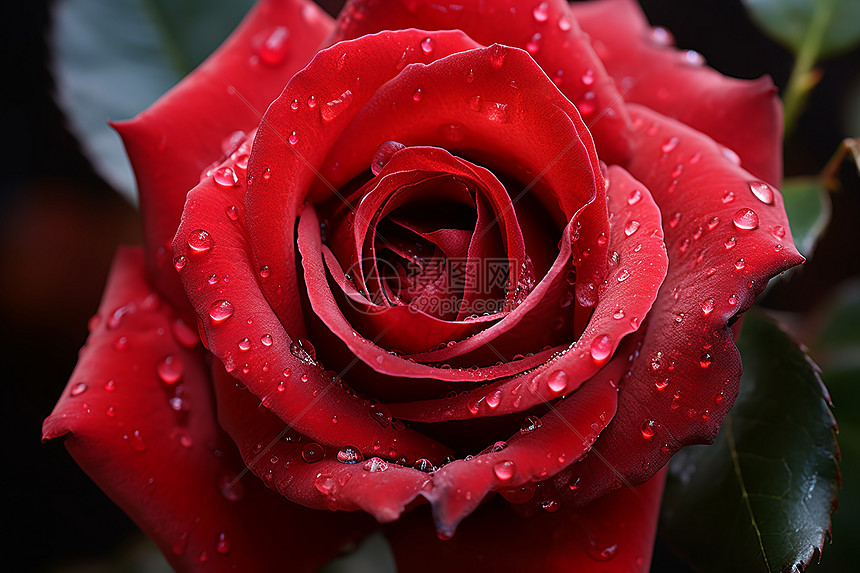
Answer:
44, 0, 802, 570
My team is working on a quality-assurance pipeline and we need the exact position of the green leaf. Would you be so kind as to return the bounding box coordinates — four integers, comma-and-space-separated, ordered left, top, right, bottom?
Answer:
52, 0, 254, 201
781, 177, 831, 258
742, 0, 860, 58
662, 311, 840, 573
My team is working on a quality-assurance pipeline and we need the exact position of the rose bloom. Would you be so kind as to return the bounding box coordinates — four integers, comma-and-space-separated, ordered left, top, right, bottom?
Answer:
45, 0, 802, 570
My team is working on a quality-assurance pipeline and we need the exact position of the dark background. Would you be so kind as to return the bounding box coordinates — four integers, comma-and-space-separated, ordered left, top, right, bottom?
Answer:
1, 1, 857, 571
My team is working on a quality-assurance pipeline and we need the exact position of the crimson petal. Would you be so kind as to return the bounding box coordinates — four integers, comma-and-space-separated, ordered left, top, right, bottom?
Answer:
173, 133, 451, 464
327, 0, 632, 162
113, 0, 332, 310
389, 165, 667, 421
387, 469, 667, 573
571, 0, 783, 185
42, 248, 367, 572
556, 105, 803, 506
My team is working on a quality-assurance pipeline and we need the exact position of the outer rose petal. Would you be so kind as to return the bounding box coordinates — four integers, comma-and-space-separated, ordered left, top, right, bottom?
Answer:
174, 134, 451, 464
571, 0, 783, 185
387, 469, 667, 573
327, 0, 632, 163
42, 248, 368, 572
113, 0, 332, 310
554, 105, 804, 506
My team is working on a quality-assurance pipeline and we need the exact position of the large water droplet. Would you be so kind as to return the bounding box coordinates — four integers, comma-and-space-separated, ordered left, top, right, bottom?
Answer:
590, 335, 612, 362
748, 180, 775, 204
301, 442, 325, 463
533, 1, 549, 22
732, 208, 759, 230
187, 230, 214, 253
371, 140, 406, 175
256, 26, 290, 66
420, 37, 434, 54
547, 370, 569, 393
641, 420, 656, 439
337, 446, 363, 464
70, 382, 88, 396
362, 457, 388, 472
627, 189, 642, 205
213, 166, 238, 188
289, 338, 317, 364
209, 300, 234, 323
624, 219, 640, 236
157, 355, 183, 384
520, 415, 542, 434
493, 460, 515, 481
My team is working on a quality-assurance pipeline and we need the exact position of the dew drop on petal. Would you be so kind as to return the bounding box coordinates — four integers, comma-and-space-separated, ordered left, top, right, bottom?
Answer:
256, 27, 290, 66
701, 298, 714, 316
371, 140, 406, 175
213, 166, 238, 187
209, 300, 234, 323
337, 446, 363, 464
641, 420, 656, 439
420, 37, 434, 54
547, 370, 569, 393
624, 220, 640, 236
532, 1, 549, 23
661, 136, 679, 154
187, 229, 214, 253
748, 180, 774, 204
362, 457, 388, 472
301, 442, 325, 463
590, 335, 612, 362
627, 189, 642, 205
732, 208, 759, 230
156, 355, 183, 384
772, 225, 785, 239
699, 353, 712, 368
70, 382, 88, 396
493, 460, 515, 481
520, 415, 542, 434
734, 258, 746, 270
216, 532, 230, 554
173, 256, 187, 271
721, 190, 735, 204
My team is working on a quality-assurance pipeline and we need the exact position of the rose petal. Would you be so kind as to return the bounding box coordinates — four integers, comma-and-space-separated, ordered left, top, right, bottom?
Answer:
571, 0, 783, 185
213, 365, 434, 523
327, 0, 632, 162
246, 29, 481, 336
389, 165, 667, 421
42, 248, 368, 572
386, 469, 666, 573
173, 132, 452, 465
555, 105, 803, 506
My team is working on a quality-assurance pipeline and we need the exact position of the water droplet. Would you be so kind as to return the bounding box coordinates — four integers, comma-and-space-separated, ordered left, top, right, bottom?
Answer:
701, 298, 714, 316
187, 229, 214, 253
654, 378, 668, 391
724, 237, 736, 250
547, 370, 569, 393
362, 457, 388, 472
641, 420, 656, 439
493, 460, 515, 481
721, 190, 735, 204
70, 382, 88, 396
661, 136, 679, 154
413, 458, 434, 472
289, 338, 317, 364
526, 32, 542, 54
485, 102, 508, 123
650, 26, 672, 46
301, 442, 324, 463
669, 212, 681, 228
157, 355, 183, 384
209, 300, 234, 323
336, 52, 347, 70
624, 219, 640, 236
732, 208, 759, 230
728, 294, 738, 306
772, 225, 785, 238
627, 189, 642, 205
734, 258, 746, 270
748, 180, 775, 204
684, 50, 704, 65
173, 256, 187, 271
699, 353, 712, 368
370, 403, 392, 427
485, 390, 502, 408
213, 166, 238, 187
336, 446, 363, 464
533, 2, 549, 22
238, 338, 251, 352
371, 140, 406, 176
420, 37, 434, 54
256, 26, 290, 66
541, 499, 560, 512
321, 89, 353, 122
290, 99, 299, 111
412, 87, 423, 102
616, 268, 630, 282
520, 415, 542, 434
558, 15, 572, 31
612, 308, 625, 320
590, 335, 612, 362
288, 131, 298, 146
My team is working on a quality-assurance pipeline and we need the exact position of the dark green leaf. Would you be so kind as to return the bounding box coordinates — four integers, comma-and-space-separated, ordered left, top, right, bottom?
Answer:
52, 0, 254, 200
781, 177, 831, 258
662, 311, 840, 573
742, 0, 860, 58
